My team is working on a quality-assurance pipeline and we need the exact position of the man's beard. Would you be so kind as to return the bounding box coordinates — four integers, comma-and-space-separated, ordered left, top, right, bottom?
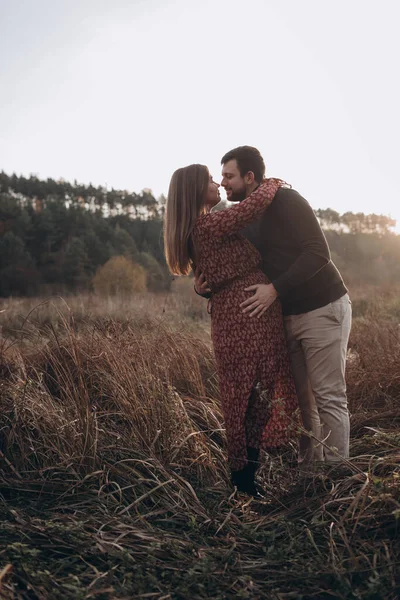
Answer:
229, 188, 247, 203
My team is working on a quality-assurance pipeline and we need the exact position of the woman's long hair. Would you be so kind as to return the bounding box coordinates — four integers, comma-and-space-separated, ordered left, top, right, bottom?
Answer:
164, 164, 209, 275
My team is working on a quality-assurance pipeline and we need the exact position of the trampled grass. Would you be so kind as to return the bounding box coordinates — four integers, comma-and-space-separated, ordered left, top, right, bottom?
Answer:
0, 287, 399, 599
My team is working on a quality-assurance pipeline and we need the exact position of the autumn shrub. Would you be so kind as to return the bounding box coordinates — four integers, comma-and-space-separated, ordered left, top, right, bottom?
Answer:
92, 255, 147, 296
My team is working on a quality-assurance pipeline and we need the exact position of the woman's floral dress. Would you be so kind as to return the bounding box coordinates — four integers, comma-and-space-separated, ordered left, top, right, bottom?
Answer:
192, 180, 298, 470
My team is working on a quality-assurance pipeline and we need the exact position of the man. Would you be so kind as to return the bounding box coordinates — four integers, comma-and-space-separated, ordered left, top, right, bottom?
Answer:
195, 146, 352, 469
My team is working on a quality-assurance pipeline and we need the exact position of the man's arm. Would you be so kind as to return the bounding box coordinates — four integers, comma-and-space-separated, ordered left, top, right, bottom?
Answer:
271, 189, 330, 296
241, 189, 330, 317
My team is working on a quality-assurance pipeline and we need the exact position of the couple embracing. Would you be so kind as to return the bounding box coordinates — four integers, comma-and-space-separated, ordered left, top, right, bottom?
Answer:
164, 146, 352, 497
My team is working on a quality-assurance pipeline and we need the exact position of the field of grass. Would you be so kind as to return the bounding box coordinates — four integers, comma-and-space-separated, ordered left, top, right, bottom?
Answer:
0, 282, 399, 599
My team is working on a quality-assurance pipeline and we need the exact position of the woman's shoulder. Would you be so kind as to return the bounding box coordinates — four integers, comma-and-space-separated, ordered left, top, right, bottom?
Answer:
192, 213, 211, 233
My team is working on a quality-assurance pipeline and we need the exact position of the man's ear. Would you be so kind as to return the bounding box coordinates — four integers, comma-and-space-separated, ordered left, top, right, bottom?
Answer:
244, 171, 255, 185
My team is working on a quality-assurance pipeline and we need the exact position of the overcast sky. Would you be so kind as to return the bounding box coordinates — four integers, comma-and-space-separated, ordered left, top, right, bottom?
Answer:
1, 0, 399, 227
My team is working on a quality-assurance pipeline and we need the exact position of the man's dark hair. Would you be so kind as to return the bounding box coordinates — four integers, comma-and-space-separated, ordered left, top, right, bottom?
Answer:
221, 146, 266, 182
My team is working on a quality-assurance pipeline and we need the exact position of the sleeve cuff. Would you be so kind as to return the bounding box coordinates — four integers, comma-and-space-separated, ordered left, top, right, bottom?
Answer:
271, 279, 286, 297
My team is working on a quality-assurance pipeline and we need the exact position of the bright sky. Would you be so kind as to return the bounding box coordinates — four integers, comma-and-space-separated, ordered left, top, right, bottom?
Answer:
1, 0, 399, 227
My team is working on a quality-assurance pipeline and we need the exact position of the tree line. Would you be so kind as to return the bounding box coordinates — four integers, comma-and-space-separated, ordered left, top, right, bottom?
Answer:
0, 172, 169, 296
0, 172, 399, 297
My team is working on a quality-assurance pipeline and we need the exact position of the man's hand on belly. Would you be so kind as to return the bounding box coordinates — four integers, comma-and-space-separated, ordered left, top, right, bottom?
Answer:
194, 268, 211, 295
240, 283, 278, 318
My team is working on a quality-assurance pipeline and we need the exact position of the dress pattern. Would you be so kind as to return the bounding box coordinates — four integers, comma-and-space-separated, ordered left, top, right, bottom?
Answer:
192, 180, 298, 470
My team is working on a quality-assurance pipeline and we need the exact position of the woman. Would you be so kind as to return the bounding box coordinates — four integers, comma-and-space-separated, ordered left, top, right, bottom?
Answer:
164, 165, 298, 496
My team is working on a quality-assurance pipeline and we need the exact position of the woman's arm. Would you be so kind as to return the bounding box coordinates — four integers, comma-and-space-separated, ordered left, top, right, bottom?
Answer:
196, 179, 284, 238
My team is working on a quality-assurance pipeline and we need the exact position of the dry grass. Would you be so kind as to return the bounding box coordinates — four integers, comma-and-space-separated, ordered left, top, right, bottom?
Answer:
0, 279, 209, 347
0, 287, 399, 599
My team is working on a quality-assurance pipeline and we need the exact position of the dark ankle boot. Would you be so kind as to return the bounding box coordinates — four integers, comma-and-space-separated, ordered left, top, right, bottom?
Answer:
230, 467, 248, 492
231, 462, 264, 498
246, 447, 265, 498
246, 447, 260, 477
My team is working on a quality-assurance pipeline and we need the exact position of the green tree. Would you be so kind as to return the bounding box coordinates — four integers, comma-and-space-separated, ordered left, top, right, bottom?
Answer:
314, 208, 341, 230
0, 193, 22, 235
62, 237, 90, 290
0, 232, 38, 296
137, 252, 171, 292
113, 226, 138, 259
82, 229, 112, 270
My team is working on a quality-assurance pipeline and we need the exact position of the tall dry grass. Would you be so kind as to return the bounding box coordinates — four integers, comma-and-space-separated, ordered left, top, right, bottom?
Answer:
0, 277, 208, 327
1, 315, 224, 499
0, 286, 399, 599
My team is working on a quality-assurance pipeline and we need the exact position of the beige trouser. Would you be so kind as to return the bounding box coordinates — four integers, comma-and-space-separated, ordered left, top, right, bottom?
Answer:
284, 294, 352, 465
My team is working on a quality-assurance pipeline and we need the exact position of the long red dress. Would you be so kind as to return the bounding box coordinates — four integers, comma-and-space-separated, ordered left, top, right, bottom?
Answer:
191, 180, 298, 470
